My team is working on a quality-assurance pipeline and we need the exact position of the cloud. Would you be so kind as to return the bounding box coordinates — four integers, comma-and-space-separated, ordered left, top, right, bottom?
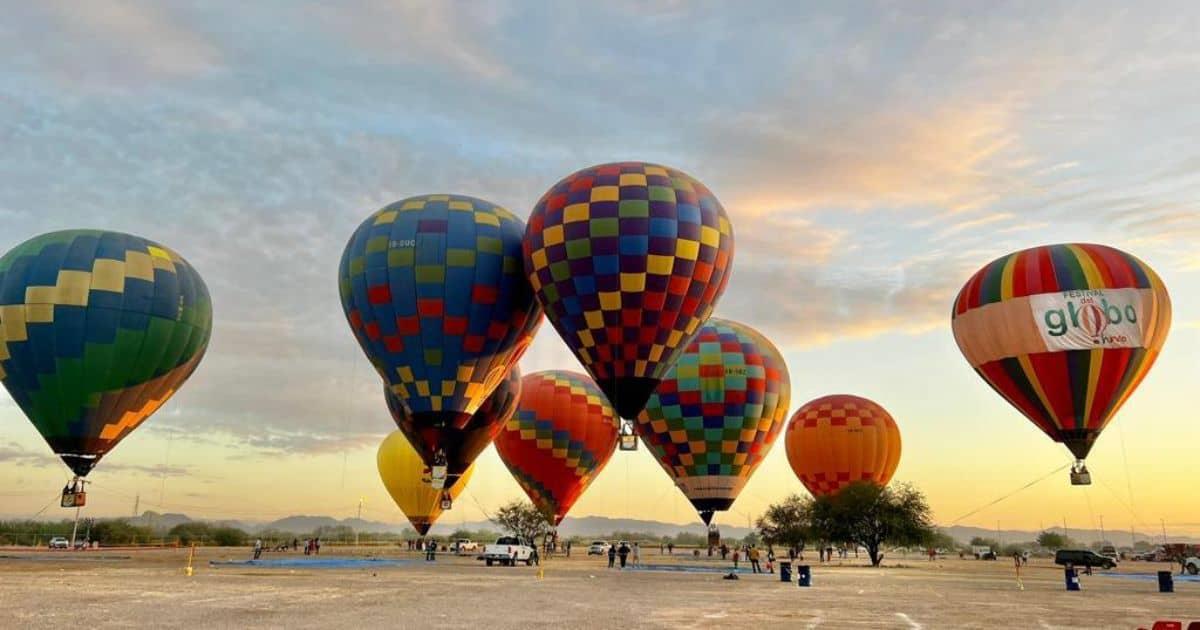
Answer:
92, 462, 192, 478
1, 1, 1199, 459
0, 1, 220, 87
0, 442, 54, 468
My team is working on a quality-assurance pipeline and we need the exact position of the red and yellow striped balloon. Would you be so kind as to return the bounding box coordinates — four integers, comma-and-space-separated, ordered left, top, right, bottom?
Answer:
784, 394, 901, 497
951, 243, 1171, 462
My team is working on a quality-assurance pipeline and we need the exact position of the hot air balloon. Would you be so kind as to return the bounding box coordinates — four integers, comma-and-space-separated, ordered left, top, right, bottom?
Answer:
637, 318, 789, 525
494, 370, 619, 525
377, 430, 474, 536
523, 162, 734, 422
0, 230, 212, 480
387, 367, 521, 497
951, 243, 1171, 484
784, 394, 901, 497
340, 194, 541, 482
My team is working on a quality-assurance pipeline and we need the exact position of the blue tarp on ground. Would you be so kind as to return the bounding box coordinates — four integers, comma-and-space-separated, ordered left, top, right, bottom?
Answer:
1097, 572, 1200, 583
626, 563, 772, 575
209, 556, 411, 569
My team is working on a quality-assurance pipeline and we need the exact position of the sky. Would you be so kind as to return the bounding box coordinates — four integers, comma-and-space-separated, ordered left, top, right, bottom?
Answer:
1, 1, 1198, 539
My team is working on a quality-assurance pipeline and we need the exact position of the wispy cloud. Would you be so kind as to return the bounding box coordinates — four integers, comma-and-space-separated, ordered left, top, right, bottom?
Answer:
1, 1, 1198, 458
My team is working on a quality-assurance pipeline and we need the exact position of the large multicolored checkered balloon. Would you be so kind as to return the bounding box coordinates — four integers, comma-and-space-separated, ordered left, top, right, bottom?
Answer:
784, 395, 901, 498
638, 318, 789, 525
0, 230, 212, 477
952, 243, 1171, 467
494, 370, 619, 525
386, 367, 520, 485
524, 162, 734, 420
340, 195, 542, 431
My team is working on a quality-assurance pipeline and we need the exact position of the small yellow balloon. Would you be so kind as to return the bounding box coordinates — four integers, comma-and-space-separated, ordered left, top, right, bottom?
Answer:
377, 431, 473, 535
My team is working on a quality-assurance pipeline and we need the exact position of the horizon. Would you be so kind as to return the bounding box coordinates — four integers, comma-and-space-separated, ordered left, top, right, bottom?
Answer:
2, 3, 1199, 540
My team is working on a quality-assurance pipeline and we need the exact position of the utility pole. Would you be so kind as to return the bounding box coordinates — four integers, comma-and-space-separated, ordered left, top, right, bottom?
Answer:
355, 497, 364, 546
1161, 519, 1168, 545
1099, 515, 1105, 546
133, 493, 140, 518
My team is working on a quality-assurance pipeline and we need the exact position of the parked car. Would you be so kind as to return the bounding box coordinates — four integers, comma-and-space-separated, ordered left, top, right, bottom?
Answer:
452, 539, 478, 554
972, 545, 996, 560
48, 537, 69, 549
1055, 549, 1116, 570
480, 536, 534, 566
1184, 557, 1200, 575
1098, 545, 1118, 562
587, 541, 612, 556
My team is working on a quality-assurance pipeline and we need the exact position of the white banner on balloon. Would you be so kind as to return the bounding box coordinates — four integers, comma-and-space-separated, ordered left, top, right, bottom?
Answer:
1028, 288, 1146, 351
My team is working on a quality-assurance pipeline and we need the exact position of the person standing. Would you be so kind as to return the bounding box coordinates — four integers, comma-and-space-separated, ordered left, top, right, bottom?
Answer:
253, 538, 263, 560
667, 542, 674, 555
766, 548, 776, 573
732, 549, 740, 570
631, 542, 641, 568
566, 540, 572, 557
618, 542, 630, 569
314, 538, 321, 555
607, 544, 616, 569
749, 547, 761, 574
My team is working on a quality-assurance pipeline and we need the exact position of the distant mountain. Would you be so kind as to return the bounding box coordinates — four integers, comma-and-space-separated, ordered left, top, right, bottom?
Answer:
12, 509, 1194, 545
260, 515, 413, 535
943, 525, 1197, 546
132, 511, 193, 531
424, 515, 748, 539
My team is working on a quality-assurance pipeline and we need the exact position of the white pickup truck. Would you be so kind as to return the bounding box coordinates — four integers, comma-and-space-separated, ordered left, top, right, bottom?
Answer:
480, 536, 534, 566
452, 539, 479, 554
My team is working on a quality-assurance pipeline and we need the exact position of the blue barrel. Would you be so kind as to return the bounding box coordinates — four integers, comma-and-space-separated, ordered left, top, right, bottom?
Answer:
1064, 567, 1080, 591
1158, 570, 1174, 593
779, 560, 792, 583
797, 564, 812, 587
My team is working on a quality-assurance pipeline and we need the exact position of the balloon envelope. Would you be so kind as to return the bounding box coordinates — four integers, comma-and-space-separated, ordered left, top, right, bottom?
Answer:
387, 367, 521, 484
340, 194, 541, 429
523, 162, 734, 419
494, 370, 619, 525
0, 230, 212, 477
638, 318, 789, 524
377, 430, 474, 536
951, 243, 1171, 460
785, 394, 901, 498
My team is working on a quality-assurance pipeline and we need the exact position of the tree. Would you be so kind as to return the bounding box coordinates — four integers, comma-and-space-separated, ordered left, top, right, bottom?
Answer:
927, 530, 960, 553
211, 526, 248, 547
809, 482, 935, 567
970, 536, 1000, 550
1036, 530, 1069, 550
490, 500, 551, 545
756, 494, 811, 551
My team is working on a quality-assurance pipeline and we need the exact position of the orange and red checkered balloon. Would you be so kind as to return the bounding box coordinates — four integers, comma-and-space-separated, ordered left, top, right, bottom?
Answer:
494, 371, 619, 525
523, 162, 734, 420
784, 395, 901, 498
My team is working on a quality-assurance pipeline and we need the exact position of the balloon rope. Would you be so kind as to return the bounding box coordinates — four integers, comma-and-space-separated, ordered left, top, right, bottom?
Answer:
948, 461, 1070, 525
464, 486, 495, 523
1094, 474, 1147, 527
25, 494, 63, 520
1117, 420, 1137, 515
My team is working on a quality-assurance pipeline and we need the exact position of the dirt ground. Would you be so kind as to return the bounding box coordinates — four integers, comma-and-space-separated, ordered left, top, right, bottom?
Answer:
0, 546, 1196, 629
